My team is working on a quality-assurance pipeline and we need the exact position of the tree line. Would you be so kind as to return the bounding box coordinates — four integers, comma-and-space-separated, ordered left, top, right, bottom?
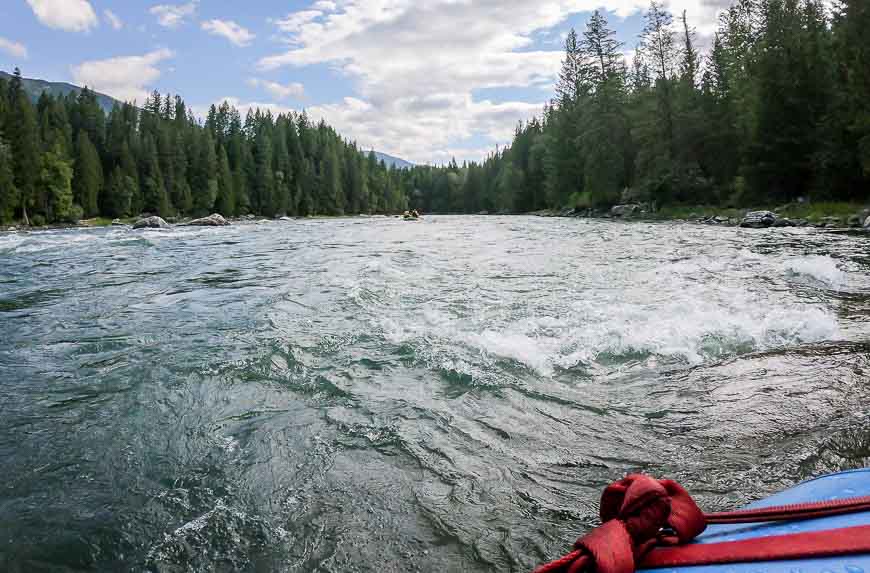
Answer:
1, 0, 868, 225
409, 0, 869, 214
0, 71, 411, 225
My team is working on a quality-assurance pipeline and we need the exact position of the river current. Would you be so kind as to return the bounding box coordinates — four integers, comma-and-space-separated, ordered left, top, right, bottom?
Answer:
1, 216, 869, 572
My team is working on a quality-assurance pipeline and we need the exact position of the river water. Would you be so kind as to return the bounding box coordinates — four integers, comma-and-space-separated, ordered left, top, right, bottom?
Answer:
1, 216, 869, 572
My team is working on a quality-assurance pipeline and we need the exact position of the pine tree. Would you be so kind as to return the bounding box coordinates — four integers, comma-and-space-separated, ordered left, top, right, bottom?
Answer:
253, 132, 275, 215
320, 139, 344, 215
74, 131, 102, 217
140, 134, 170, 216
584, 10, 624, 86
556, 29, 586, 102
104, 166, 134, 218
120, 141, 142, 215
191, 130, 218, 214
39, 143, 75, 223
0, 139, 18, 223
172, 131, 192, 214
215, 145, 235, 216
7, 68, 41, 224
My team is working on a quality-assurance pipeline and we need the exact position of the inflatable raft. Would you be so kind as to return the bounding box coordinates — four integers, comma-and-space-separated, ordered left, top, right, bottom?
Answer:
537, 469, 870, 573
644, 469, 870, 573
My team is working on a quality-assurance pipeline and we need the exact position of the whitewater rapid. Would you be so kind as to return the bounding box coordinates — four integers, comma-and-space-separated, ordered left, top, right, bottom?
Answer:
1, 216, 868, 571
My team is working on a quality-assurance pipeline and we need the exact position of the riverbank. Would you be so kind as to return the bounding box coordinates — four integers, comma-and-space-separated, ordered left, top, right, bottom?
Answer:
533, 202, 870, 229
4, 203, 870, 232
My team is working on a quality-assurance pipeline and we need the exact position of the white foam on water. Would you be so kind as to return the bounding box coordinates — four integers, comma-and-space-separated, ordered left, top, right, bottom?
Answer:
782, 255, 848, 287
371, 265, 844, 376
0, 233, 28, 253
6, 232, 101, 254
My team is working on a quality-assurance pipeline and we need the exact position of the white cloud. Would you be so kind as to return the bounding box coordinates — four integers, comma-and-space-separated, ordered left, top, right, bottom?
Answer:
0, 37, 28, 59
26, 0, 98, 32
247, 78, 305, 100
71, 48, 174, 104
104, 9, 123, 30
258, 0, 729, 162
201, 19, 255, 47
271, 10, 324, 36
312, 1, 337, 11
150, 2, 197, 29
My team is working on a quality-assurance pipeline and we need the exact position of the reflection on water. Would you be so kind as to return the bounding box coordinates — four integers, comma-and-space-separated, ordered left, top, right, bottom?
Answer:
0, 217, 868, 571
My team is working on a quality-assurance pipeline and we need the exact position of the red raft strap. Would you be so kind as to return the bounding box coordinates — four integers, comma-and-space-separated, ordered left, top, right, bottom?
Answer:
535, 476, 870, 573
705, 495, 870, 524
642, 525, 870, 569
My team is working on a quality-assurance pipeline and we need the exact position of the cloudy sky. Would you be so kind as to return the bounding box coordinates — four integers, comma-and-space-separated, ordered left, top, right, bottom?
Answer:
0, 0, 728, 164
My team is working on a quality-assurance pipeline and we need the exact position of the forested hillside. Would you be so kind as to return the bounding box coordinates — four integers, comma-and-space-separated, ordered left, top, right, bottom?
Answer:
0, 70, 410, 225
409, 0, 870, 214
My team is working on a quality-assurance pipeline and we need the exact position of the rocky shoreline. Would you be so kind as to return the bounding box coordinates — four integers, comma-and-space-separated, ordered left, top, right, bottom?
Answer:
4, 207, 870, 233
0, 213, 282, 233
533, 205, 870, 230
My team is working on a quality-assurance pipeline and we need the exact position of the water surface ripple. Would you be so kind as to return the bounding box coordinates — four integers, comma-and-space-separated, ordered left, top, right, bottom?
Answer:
1, 216, 869, 571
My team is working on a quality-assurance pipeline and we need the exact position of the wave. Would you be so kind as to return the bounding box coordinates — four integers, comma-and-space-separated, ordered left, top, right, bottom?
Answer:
783, 255, 848, 287
366, 252, 848, 377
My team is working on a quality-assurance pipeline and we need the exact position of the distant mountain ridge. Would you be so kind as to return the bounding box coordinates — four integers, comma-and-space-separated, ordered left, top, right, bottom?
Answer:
1, 70, 415, 168
372, 151, 414, 169
0, 70, 118, 114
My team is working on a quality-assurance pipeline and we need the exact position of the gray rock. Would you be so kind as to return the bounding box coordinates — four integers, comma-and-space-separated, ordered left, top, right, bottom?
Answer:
820, 216, 842, 227
773, 218, 796, 227
848, 215, 863, 228
740, 210, 777, 228
132, 216, 170, 229
111, 219, 125, 226
558, 207, 576, 217
184, 213, 230, 227
793, 219, 810, 227
865, 215, 870, 229
714, 215, 729, 224
477, 211, 489, 216
611, 204, 641, 217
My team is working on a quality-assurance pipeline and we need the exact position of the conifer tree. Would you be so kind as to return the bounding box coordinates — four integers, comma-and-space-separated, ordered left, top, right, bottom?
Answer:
7, 69, 41, 224
191, 130, 218, 214
39, 143, 74, 222
74, 131, 102, 217
0, 139, 18, 223
215, 145, 235, 217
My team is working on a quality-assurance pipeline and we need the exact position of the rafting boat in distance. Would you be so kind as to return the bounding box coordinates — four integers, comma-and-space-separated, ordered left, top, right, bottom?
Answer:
537, 469, 870, 573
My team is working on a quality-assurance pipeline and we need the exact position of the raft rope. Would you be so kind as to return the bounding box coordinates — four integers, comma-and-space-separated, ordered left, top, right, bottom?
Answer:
535, 474, 870, 573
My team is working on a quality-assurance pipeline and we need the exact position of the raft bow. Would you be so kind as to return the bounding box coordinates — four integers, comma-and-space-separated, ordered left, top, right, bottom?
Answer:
536, 472, 870, 573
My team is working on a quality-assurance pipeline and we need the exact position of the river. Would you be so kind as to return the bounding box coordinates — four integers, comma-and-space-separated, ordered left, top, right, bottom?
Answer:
1, 216, 868, 572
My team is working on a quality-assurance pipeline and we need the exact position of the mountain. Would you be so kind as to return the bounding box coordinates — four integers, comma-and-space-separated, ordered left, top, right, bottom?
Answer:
372, 151, 414, 169
0, 70, 119, 114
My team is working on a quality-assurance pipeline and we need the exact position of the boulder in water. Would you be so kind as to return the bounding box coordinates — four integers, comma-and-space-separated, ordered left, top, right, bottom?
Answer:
864, 216, 870, 229
184, 213, 230, 227
848, 215, 863, 228
740, 210, 777, 228
132, 216, 170, 229
773, 218, 796, 227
